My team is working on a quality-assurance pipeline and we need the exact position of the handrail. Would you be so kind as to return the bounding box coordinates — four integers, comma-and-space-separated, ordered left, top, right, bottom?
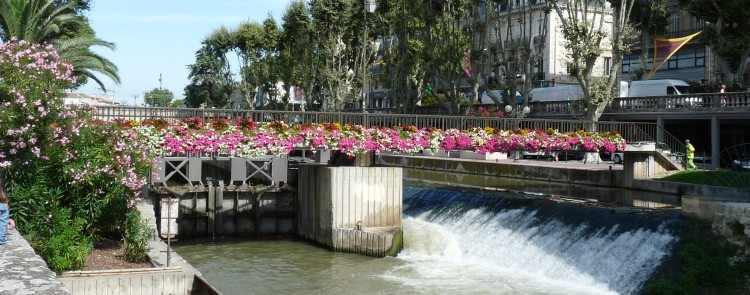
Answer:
81, 105, 687, 166
83, 105, 651, 133
531, 92, 750, 115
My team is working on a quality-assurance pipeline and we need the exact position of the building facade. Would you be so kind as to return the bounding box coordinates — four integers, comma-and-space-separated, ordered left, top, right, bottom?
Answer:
620, 0, 712, 84
473, 0, 614, 87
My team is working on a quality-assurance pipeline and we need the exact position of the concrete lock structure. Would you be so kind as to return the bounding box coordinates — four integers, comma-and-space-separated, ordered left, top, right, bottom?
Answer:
150, 155, 403, 258
297, 166, 403, 257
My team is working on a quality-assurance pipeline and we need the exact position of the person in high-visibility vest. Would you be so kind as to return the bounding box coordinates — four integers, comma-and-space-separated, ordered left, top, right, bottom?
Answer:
685, 139, 696, 170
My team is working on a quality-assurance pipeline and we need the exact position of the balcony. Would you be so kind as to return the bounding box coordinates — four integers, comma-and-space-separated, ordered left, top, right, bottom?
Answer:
530, 92, 750, 120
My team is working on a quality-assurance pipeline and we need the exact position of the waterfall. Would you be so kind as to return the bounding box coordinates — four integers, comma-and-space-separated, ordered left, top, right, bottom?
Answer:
383, 186, 678, 295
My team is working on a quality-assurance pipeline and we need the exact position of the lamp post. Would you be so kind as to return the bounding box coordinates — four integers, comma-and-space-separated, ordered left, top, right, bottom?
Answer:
362, 0, 377, 113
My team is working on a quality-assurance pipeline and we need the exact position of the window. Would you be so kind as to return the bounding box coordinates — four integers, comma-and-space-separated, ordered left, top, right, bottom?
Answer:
695, 48, 705, 67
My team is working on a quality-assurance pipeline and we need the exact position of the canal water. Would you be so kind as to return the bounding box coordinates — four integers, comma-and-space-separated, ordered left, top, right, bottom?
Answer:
175, 184, 680, 295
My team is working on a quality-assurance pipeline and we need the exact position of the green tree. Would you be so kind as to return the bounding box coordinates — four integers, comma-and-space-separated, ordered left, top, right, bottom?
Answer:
549, 0, 638, 122
279, 1, 313, 109
144, 88, 174, 107
0, 0, 83, 42
54, 33, 121, 91
185, 44, 231, 108
630, 0, 668, 80
679, 0, 750, 87
380, 0, 429, 112
169, 99, 185, 108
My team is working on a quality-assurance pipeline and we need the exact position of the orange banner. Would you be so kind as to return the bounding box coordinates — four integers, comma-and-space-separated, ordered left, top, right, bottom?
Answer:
646, 31, 702, 79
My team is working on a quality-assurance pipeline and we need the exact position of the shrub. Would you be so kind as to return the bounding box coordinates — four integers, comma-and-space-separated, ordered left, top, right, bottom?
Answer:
40, 208, 92, 273
1, 40, 149, 272
123, 210, 152, 263
645, 218, 750, 294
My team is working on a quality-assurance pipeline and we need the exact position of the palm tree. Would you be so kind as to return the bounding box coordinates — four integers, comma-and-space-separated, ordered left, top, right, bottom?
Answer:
55, 36, 121, 90
0, 0, 83, 42
0, 0, 120, 91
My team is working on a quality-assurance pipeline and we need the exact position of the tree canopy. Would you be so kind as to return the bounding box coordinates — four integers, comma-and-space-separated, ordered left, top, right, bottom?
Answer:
679, 0, 750, 86
144, 88, 174, 107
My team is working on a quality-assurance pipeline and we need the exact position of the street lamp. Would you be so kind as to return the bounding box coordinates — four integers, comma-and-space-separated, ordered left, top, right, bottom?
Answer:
504, 104, 513, 113
362, 0, 377, 113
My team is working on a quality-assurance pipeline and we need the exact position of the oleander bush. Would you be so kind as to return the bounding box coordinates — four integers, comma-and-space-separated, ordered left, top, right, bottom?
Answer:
123, 210, 152, 263
0, 40, 149, 271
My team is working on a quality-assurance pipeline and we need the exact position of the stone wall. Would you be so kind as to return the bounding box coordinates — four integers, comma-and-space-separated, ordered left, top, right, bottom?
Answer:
0, 230, 70, 295
682, 196, 750, 247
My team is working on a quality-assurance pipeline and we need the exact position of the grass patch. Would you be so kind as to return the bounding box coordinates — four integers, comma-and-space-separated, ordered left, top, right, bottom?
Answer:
660, 170, 750, 189
644, 218, 750, 295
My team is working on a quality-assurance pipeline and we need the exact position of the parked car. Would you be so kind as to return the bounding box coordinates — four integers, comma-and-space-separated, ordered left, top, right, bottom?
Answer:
731, 158, 750, 171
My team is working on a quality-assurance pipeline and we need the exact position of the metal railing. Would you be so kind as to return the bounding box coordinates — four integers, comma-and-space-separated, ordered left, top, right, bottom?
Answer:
531, 92, 750, 116
88, 105, 651, 133
86, 105, 684, 158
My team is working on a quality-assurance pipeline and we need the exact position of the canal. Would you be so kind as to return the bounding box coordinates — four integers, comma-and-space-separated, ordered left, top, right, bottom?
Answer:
175, 183, 680, 295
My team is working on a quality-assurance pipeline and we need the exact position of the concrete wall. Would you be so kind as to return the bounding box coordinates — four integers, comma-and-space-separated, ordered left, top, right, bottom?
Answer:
683, 196, 750, 247
58, 268, 194, 295
298, 166, 403, 257
378, 154, 622, 188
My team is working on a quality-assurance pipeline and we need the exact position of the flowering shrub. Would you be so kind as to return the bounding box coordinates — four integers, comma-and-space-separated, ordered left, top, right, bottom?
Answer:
120, 118, 627, 158
1, 40, 149, 272
0, 39, 75, 168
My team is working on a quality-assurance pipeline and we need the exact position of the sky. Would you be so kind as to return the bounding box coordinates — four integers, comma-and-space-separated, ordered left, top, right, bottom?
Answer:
80, 0, 294, 105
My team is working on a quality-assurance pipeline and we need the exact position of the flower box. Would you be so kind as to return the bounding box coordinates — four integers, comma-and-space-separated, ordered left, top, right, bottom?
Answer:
421, 150, 449, 158
459, 151, 482, 160
484, 152, 508, 161
312, 149, 331, 164
582, 152, 602, 164
511, 151, 524, 160
355, 151, 374, 167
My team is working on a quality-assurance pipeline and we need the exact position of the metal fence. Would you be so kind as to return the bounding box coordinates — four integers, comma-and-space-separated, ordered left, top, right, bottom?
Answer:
86, 105, 683, 156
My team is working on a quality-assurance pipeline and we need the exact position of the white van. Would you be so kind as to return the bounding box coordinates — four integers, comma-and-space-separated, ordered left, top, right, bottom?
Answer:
627, 79, 690, 97
528, 85, 583, 102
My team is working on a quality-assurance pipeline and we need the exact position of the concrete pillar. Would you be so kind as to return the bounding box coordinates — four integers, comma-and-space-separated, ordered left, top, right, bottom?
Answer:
711, 117, 720, 169
656, 117, 664, 147
297, 166, 403, 257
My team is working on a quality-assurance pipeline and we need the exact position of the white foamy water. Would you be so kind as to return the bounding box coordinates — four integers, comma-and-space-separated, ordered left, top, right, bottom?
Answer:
383, 208, 675, 295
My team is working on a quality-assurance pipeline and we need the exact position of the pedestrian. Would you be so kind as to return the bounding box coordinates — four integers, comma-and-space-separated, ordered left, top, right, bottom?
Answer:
720, 84, 727, 93
0, 180, 15, 245
685, 139, 696, 170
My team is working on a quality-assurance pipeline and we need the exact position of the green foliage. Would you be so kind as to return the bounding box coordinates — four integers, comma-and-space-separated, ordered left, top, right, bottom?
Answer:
144, 88, 174, 107
0, 0, 84, 42
55, 33, 121, 91
185, 43, 232, 108
550, 0, 637, 121
660, 171, 750, 189
1, 40, 146, 272
0, 0, 120, 91
123, 210, 152, 263
41, 208, 92, 273
679, 0, 750, 86
279, 1, 313, 104
170, 99, 185, 108
645, 218, 750, 295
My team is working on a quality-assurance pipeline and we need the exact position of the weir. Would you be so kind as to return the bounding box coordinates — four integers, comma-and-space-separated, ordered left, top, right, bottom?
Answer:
149, 153, 404, 257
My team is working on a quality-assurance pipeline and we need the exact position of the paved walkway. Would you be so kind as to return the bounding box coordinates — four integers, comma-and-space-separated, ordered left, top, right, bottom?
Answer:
0, 230, 70, 295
